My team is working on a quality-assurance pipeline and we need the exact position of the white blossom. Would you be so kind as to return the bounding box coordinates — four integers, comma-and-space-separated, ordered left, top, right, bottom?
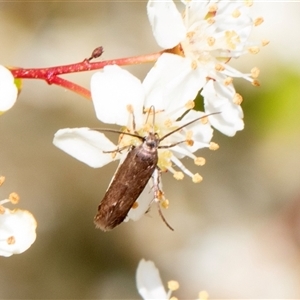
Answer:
54, 65, 214, 222
0, 65, 18, 113
146, 0, 263, 136
0, 180, 37, 257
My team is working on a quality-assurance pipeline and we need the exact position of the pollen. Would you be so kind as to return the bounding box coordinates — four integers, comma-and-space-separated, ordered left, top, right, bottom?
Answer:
170, 297, 178, 300
192, 173, 203, 183
248, 46, 260, 54
0, 176, 5, 186
233, 93, 243, 105
9, 192, 19, 204
168, 280, 180, 291
198, 290, 209, 300
174, 172, 184, 180
232, 9, 241, 18
254, 17, 264, 26
185, 100, 195, 110
251, 67, 260, 78
209, 142, 219, 150
215, 63, 225, 72
161, 199, 169, 209
224, 77, 233, 86
207, 37, 215, 47
195, 157, 206, 166
7, 236, 15, 245
0, 206, 5, 214
132, 201, 139, 209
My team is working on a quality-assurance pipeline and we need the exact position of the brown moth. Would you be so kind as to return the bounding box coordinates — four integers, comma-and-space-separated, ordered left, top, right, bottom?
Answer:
93, 112, 219, 232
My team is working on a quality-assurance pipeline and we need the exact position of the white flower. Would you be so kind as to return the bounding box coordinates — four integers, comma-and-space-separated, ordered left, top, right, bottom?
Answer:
53, 65, 214, 222
0, 65, 18, 113
0, 178, 37, 257
136, 259, 175, 300
146, 0, 263, 136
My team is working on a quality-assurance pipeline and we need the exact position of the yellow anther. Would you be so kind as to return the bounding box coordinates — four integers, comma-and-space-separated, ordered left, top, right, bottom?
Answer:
191, 60, 198, 70
207, 37, 215, 47
215, 63, 225, 72
254, 17, 264, 26
233, 93, 243, 105
161, 199, 169, 209
9, 192, 19, 204
244, 0, 253, 7
262, 39, 270, 47
209, 142, 219, 150
224, 77, 233, 86
185, 100, 195, 110
248, 46, 260, 54
7, 236, 15, 245
174, 172, 184, 180
132, 202, 139, 209
251, 67, 260, 78
192, 173, 203, 183
232, 9, 241, 18
0, 176, 5, 186
198, 290, 209, 300
195, 157, 206, 166
168, 280, 180, 291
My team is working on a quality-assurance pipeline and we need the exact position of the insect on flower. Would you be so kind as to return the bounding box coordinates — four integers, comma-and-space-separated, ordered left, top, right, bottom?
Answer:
92, 108, 220, 232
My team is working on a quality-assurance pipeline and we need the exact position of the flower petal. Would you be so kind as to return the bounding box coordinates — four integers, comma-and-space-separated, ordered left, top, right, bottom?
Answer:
53, 128, 119, 168
147, 0, 186, 49
202, 80, 244, 136
125, 181, 153, 222
0, 209, 37, 257
143, 53, 206, 119
0, 65, 18, 113
136, 259, 168, 300
91, 65, 144, 126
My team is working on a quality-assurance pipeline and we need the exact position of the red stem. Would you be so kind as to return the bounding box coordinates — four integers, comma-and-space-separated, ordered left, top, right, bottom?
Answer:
10, 51, 162, 100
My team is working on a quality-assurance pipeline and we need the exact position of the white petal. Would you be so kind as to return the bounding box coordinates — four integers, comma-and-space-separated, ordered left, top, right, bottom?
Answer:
143, 53, 206, 119
126, 182, 153, 222
147, 0, 186, 49
0, 209, 37, 257
53, 128, 119, 168
202, 80, 244, 136
0, 65, 18, 112
91, 65, 144, 126
136, 259, 168, 300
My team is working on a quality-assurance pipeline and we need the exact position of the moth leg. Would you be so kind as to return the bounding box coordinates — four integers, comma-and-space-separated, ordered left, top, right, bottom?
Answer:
103, 144, 132, 154
151, 168, 174, 231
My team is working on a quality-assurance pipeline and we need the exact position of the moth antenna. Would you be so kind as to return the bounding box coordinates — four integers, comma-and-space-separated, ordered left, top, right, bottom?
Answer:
90, 128, 144, 141
159, 111, 221, 142
157, 202, 174, 231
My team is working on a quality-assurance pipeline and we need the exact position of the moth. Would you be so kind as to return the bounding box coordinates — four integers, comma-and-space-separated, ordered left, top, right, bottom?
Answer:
93, 111, 219, 232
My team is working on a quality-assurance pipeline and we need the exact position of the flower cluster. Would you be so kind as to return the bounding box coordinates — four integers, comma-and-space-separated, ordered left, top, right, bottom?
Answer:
53, 0, 265, 225
0, 176, 37, 257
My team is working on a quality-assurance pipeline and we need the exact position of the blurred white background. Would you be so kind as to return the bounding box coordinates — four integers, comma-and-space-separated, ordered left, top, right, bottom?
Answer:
1, 1, 300, 299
